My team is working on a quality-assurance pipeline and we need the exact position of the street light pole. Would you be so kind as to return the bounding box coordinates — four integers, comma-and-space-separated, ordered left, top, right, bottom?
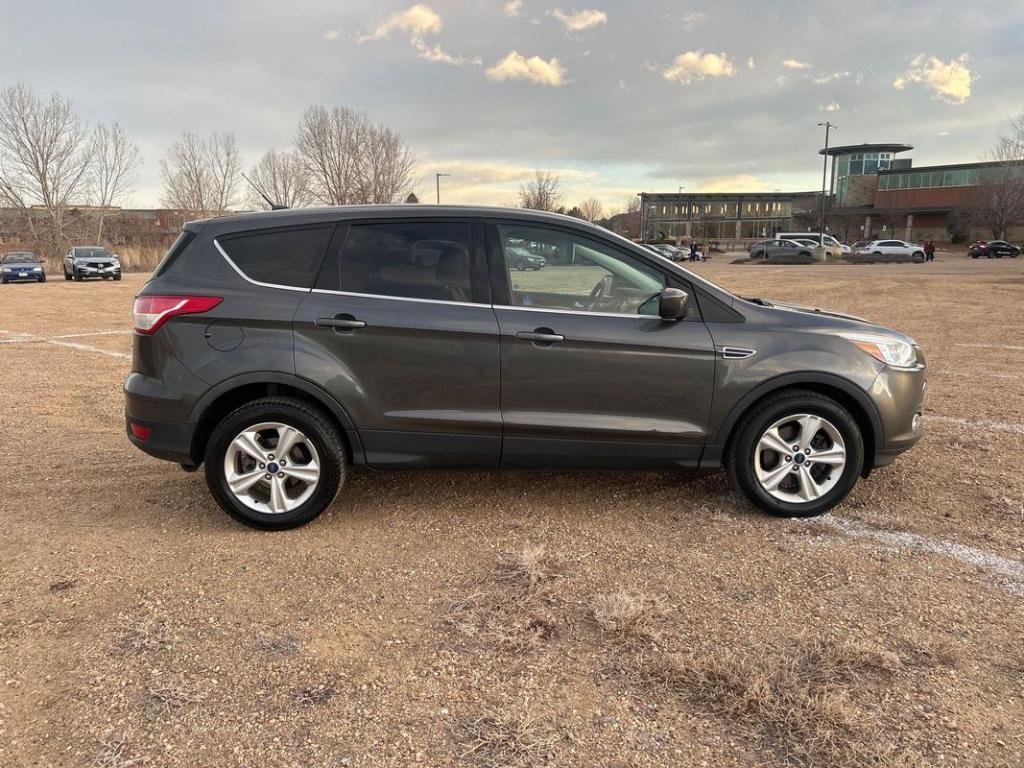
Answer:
816, 121, 836, 237
435, 172, 449, 204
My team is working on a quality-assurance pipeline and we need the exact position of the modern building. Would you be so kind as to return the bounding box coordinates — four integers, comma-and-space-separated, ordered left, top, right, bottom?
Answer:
638, 191, 821, 243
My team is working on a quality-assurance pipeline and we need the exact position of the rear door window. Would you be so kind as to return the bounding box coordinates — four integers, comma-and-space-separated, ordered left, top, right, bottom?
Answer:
338, 221, 474, 303
219, 226, 335, 288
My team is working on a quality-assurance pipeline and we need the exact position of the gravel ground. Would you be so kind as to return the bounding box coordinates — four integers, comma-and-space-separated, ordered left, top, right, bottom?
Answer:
1, 255, 1022, 768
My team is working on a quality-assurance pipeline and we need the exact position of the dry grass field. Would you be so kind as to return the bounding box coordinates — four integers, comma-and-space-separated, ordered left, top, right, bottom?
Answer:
1, 255, 1022, 768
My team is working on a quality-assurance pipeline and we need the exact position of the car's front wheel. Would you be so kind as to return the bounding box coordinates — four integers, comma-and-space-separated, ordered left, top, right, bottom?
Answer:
727, 390, 864, 518
204, 397, 347, 530
73, 269, 83, 281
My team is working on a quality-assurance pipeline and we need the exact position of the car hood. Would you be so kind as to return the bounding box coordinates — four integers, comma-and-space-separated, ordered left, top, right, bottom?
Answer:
3, 261, 41, 269
756, 299, 918, 345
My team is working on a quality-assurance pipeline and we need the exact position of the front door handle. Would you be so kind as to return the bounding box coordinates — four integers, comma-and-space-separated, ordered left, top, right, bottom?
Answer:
316, 315, 366, 330
515, 328, 565, 344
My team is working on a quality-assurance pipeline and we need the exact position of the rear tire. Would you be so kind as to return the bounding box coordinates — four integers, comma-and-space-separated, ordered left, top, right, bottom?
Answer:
203, 397, 347, 530
726, 390, 864, 518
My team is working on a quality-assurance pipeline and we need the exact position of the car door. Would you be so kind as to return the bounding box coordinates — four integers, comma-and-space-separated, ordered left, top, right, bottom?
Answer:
293, 218, 501, 469
486, 220, 716, 469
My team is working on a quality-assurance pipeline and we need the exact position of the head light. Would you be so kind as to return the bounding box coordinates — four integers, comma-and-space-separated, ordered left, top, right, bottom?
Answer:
839, 332, 918, 368
1, 266, 11, 273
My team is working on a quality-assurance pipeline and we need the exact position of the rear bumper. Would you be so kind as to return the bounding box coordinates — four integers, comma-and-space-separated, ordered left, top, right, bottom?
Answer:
125, 414, 197, 464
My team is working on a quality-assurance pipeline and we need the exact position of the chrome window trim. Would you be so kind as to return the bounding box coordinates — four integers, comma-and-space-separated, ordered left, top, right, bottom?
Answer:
498, 304, 658, 320
310, 287, 486, 309
213, 238, 312, 293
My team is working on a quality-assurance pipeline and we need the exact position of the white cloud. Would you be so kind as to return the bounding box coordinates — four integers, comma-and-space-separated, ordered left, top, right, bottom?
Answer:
413, 39, 481, 66
359, 4, 477, 67
781, 59, 811, 70
813, 71, 850, 84
820, 101, 840, 112
551, 9, 608, 31
322, 30, 340, 42
937, 130, 950, 136
696, 174, 776, 193
666, 11, 706, 30
662, 51, 736, 84
747, 56, 756, 70
893, 53, 973, 104
359, 4, 442, 42
503, 0, 523, 17
487, 51, 567, 86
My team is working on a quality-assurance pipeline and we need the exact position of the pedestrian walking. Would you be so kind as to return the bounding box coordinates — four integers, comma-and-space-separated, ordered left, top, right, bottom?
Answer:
924, 239, 936, 262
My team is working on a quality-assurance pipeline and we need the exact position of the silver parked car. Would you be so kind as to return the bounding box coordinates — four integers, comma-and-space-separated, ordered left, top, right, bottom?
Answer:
750, 239, 815, 259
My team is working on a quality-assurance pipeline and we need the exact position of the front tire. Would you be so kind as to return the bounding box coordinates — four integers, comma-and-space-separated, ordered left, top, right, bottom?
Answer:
727, 390, 864, 518
203, 397, 347, 530
73, 270, 83, 281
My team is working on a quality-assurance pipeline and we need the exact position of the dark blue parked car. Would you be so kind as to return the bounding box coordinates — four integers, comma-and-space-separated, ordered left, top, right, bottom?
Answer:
0, 252, 46, 283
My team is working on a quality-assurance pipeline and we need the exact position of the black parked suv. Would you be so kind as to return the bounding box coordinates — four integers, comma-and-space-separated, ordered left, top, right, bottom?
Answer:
125, 206, 926, 530
968, 240, 1020, 258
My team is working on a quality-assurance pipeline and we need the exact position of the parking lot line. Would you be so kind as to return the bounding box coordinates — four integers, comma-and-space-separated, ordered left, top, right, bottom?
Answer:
820, 516, 1024, 596
955, 343, 1024, 351
929, 414, 1024, 435
45, 339, 131, 359
0, 329, 131, 359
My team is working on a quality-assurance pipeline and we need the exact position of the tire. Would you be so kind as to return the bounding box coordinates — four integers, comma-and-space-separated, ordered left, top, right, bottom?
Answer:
64, 268, 72, 280
912, 251, 924, 259
971, 254, 979, 259
798, 251, 810, 257
39, 275, 46, 283
73, 269, 83, 281
516, 261, 527, 271
203, 396, 347, 530
114, 274, 122, 281
872, 251, 882, 256
726, 390, 865, 518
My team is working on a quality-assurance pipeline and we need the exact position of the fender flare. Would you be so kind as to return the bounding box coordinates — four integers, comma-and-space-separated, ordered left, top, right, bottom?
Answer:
188, 371, 366, 463
708, 371, 884, 459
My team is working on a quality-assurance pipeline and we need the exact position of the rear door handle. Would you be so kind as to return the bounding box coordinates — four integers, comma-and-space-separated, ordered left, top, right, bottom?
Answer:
316, 315, 366, 330
515, 329, 565, 344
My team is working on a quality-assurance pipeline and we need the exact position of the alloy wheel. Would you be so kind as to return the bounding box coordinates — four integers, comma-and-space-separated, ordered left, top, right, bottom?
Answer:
223, 422, 321, 514
753, 413, 846, 504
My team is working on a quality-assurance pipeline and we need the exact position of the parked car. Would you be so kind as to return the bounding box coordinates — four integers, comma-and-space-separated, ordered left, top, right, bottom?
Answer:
839, 243, 852, 254
0, 251, 45, 283
750, 239, 815, 259
968, 240, 1020, 258
63, 246, 122, 281
776, 232, 842, 259
125, 206, 926, 530
651, 244, 685, 262
854, 240, 926, 261
506, 246, 546, 271
850, 240, 871, 251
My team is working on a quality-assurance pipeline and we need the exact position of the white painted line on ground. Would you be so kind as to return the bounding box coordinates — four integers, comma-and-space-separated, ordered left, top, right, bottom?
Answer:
929, 415, 1024, 435
0, 329, 131, 360
0, 330, 129, 344
817, 516, 1024, 597
45, 339, 131, 360
955, 343, 1024, 351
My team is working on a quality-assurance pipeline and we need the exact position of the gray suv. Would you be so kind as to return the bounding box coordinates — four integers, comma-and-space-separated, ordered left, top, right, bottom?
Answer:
125, 206, 925, 530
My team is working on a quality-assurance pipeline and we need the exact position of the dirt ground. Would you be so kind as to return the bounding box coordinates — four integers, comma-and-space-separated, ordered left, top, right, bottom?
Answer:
1, 254, 1022, 768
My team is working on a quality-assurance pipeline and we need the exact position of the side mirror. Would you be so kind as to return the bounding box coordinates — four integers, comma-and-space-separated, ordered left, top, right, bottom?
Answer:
658, 287, 689, 320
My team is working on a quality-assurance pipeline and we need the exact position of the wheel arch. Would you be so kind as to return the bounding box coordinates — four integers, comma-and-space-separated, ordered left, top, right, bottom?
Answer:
709, 372, 882, 476
188, 373, 365, 466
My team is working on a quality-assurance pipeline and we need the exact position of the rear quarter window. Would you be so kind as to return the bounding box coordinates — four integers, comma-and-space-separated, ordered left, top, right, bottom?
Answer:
219, 225, 335, 289
153, 231, 196, 277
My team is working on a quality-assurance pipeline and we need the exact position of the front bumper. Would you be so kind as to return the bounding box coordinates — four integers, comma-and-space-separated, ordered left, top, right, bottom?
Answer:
1, 270, 44, 281
76, 264, 121, 277
868, 356, 927, 467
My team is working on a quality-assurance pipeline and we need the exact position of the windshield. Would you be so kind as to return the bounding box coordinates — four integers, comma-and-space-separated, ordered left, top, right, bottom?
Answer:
2, 253, 37, 263
76, 248, 112, 259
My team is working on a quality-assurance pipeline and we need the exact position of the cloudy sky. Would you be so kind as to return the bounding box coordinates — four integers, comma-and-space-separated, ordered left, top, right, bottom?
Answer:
2, 0, 1022, 211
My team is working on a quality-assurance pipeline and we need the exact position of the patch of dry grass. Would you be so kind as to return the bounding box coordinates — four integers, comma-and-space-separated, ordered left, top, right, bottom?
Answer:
590, 589, 664, 642
115, 614, 171, 655
143, 679, 208, 719
632, 638, 928, 768
448, 545, 567, 652
92, 732, 134, 768
454, 706, 563, 768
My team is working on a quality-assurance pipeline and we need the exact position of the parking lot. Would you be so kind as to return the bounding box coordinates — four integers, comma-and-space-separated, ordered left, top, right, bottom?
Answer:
1, 257, 1022, 767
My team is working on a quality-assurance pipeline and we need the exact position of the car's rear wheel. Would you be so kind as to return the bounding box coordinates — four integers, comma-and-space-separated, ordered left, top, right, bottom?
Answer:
727, 390, 864, 518
204, 397, 346, 530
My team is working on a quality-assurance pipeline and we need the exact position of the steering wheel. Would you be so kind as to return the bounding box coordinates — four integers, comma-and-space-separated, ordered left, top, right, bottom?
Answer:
585, 274, 613, 310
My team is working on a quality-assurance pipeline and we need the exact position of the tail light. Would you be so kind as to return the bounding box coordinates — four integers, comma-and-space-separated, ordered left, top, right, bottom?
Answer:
133, 295, 222, 335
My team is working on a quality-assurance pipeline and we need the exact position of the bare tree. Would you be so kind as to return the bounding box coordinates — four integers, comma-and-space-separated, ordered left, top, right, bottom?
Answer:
519, 170, 563, 212
578, 197, 603, 223
247, 149, 310, 209
356, 122, 417, 204
970, 113, 1024, 239
160, 132, 241, 218
0, 84, 91, 253
88, 122, 142, 242
296, 105, 417, 205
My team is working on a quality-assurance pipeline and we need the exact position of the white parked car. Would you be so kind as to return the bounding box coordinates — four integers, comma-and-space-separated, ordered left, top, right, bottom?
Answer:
854, 240, 926, 260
